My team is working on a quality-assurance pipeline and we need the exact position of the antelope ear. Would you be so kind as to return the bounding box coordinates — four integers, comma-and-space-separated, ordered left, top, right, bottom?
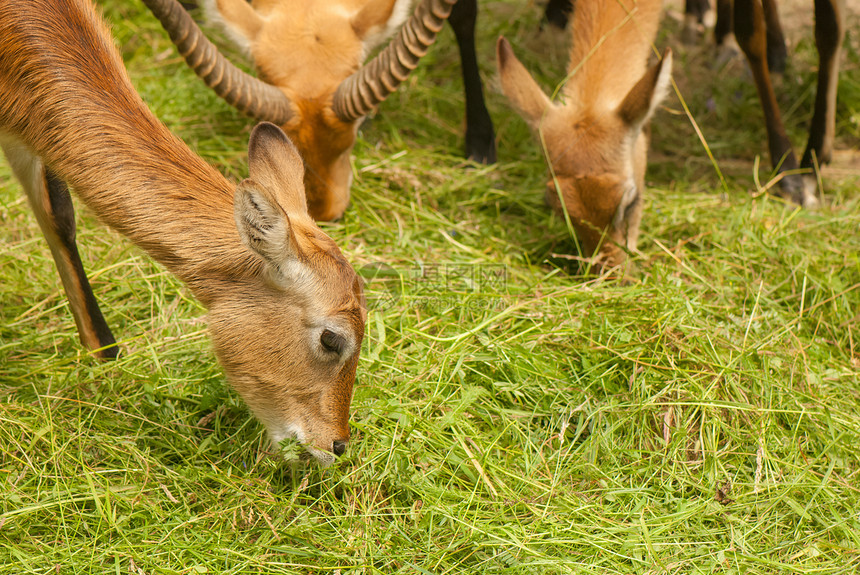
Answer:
234, 179, 308, 286
496, 36, 555, 129
617, 48, 673, 128
351, 0, 407, 46
203, 0, 263, 51
246, 122, 308, 216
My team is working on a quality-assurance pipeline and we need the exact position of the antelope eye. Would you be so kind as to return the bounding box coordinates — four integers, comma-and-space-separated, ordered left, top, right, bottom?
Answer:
320, 329, 346, 355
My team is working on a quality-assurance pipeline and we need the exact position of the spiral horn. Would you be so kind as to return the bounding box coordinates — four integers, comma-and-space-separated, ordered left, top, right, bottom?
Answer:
332, 0, 457, 123
142, 0, 293, 125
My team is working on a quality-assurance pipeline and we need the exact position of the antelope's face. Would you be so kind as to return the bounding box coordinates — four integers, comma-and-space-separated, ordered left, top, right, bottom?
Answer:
201, 0, 414, 220
286, 102, 357, 222
208, 235, 365, 466
209, 123, 366, 465
497, 37, 672, 271
539, 109, 647, 268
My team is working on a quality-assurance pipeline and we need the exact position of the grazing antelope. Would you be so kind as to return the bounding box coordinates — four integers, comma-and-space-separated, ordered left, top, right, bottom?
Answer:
0, 0, 365, 465
141, 0, 494, 221
497, 0, 672, 270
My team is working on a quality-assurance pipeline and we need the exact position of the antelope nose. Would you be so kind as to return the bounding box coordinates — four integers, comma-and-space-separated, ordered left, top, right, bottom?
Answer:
332, 440, 348, 457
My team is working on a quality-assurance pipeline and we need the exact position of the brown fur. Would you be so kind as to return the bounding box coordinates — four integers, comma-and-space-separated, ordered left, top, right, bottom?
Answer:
0, 0, 365, 464
497, 0, 672, 271
205, 0, 410, 220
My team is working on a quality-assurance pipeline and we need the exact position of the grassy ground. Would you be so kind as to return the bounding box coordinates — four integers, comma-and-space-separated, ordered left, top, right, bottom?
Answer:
2, 0, 860, 573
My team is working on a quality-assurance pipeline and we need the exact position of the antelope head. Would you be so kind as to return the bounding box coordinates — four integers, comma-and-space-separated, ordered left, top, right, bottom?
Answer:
211, 123, 366, 465
496, 36, 672, 271
143, 0, 456, 221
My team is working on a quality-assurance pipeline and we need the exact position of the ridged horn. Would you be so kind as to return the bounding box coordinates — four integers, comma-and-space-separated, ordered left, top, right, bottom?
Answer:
141, 0, 293, 125
333, 0, 457, 123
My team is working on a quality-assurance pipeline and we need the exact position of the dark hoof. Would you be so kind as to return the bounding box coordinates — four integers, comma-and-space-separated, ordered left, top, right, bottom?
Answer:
774, 173, 810, 206
465, 134, 496, 165
714, 38, 741, 68
96, 343, 120, 360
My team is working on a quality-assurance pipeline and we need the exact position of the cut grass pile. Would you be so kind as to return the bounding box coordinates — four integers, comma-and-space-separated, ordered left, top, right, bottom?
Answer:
1, 0, 859, 572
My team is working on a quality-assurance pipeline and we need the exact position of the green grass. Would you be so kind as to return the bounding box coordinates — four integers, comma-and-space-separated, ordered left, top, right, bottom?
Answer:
2, 0, 860, 572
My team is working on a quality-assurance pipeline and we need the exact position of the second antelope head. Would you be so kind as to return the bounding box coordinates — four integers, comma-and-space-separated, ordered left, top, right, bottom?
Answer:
144, 0, 456, 221
216, 125, 367, 465
497, 0, 672, 271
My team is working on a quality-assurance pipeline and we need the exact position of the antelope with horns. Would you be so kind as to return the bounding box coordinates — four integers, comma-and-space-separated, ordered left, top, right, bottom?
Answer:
497, 0, 672, 271
141, 0, 494, 221
0, 0, 365, 465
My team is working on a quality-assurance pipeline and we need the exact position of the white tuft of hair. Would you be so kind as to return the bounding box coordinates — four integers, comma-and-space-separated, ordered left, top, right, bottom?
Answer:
361, 0, 415, 55
200, 0, 254, 56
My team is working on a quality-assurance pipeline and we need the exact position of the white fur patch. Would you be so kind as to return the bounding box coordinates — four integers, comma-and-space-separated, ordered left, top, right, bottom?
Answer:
644, 50, 673, 125
612, 180, 639, 231
360, 0, 415, 57
276, 257, 317, 293
202, 0, 256, 55
612, 127, 641, 246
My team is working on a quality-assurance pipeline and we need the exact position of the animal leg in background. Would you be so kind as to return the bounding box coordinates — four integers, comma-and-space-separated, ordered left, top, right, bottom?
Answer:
683, 0, 712, 43
760, 0, 788, 73
801, 0, 846, 171
733, 0, 845, 205
715, 0, 734, 47
543, 0, 573, 29
448, 0, 496, 164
